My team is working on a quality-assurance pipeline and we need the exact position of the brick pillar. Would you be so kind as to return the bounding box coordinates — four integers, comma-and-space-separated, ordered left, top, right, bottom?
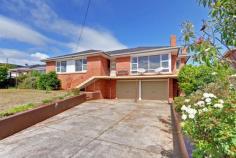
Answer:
168, 78, 174, 103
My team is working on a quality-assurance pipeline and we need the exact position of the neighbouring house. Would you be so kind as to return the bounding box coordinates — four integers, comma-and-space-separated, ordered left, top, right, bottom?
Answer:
9, 65, 46, 78
223, 48, 236, 69
42, 35, 189, 103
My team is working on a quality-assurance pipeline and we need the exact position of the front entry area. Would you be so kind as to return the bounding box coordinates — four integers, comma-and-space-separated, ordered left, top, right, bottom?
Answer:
116, 79, 168, 101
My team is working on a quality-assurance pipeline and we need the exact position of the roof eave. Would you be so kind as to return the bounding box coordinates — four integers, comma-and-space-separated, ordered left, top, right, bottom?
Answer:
109, 46, 182, 57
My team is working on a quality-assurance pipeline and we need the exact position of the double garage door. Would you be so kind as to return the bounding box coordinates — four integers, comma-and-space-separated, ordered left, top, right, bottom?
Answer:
116, 80, 168, 100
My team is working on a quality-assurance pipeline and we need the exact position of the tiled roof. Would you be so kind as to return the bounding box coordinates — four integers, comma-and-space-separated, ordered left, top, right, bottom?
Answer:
43, 49, 101, 61
42, 46, 181, 61
106, 46, 170, 55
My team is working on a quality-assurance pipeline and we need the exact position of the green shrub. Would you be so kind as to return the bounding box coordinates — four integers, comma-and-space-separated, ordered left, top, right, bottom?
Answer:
18, 76, 38, 89
37, 71, 60, 90
0, 103, 35, 117
0, 66, 8, 88
178, 65, 233, 95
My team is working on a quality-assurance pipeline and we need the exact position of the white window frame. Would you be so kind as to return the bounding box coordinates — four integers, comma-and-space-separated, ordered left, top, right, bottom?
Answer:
75, 58, 87, 72
130, 53, 171, 74
56, 61, 67, 73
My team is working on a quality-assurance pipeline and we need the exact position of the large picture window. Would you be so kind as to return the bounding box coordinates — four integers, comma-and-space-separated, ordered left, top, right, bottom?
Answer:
56, 61, 67, 72
75, 59, 87, 72
131, 54, 170, 73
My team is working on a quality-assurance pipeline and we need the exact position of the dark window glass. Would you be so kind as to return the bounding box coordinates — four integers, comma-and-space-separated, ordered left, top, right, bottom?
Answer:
162, 54, 168, 61
75, 60, 82, 71
61, 61, 67, 72
149, 55, 160, 69
138, 56, 148, 69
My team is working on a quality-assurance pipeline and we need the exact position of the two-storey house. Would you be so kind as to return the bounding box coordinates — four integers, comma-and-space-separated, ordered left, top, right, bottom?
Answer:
43, 35, 188, 103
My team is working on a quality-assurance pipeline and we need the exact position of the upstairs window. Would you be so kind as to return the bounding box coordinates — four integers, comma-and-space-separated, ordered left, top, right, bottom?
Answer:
131, 54, 170, 73
56, 61, 67, 72
75, 59, 87, 72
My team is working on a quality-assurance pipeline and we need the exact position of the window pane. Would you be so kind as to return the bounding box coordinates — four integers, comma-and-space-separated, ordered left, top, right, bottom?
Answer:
132, 57, 137, 63
162, 61, 169, 68
56, 62, 60, 72
132, 63, 137, 70
75, 60, 82, 71
82, 59, 87, 71
138, 56, 148, 69
61, 61, 67, 72
83, 64, 87, 71
149, 55, 160, 69
162, 54, 168, 61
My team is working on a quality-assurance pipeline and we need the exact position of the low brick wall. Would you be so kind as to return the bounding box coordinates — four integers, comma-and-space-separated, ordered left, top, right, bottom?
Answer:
83, 91, 103, 100
0, 94, 87, 140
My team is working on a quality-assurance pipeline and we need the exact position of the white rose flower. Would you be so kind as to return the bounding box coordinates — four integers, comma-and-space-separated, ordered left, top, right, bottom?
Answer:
211, 72, 217, 75
189, 113, 195, 119
218, 104, 223, 109
209, 93, 217, 98
205, 98, 211, 103
203, 93, 209, 98
197, 100, 205, 107
214, 103, 223, 109
198, 109, 203, 114
218, 99, 224, 104
203, 108, 208, 112
182, 114, 187, 120
184, 99, 190, 103
181, 105, 187, 111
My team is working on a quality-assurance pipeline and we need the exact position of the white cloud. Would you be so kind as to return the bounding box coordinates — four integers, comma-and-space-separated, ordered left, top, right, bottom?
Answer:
30, 52, 49, 60
0, 0, 127, 52
0, 15, 56, 46
0, 48, 49, 65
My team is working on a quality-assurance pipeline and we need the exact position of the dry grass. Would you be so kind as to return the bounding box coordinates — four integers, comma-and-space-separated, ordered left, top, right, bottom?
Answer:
0, 89, 68, 112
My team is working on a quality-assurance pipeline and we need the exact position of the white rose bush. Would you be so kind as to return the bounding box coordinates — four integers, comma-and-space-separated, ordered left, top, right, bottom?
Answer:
181, 93, 224, 121
177, 91, 236, 158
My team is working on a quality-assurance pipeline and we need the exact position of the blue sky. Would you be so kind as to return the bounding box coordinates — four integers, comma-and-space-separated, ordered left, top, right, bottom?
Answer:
0, 0, 209, 65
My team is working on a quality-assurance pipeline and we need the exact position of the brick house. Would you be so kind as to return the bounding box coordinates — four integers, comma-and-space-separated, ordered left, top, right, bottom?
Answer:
42, 35, 188, 103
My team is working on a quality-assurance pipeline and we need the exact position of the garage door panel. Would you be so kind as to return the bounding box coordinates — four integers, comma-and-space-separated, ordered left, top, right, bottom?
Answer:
116, 81, 138, 99
141, 81, 168, 100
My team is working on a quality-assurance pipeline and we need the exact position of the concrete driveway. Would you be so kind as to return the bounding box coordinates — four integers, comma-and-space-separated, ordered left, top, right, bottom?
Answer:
0, 99, 174, 158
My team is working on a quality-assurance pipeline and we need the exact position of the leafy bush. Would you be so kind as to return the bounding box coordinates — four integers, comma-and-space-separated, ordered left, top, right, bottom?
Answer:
0, 66, 8, 88
178, 65, 233, 95
37, 71, 60, 90
17, 71, 42, 89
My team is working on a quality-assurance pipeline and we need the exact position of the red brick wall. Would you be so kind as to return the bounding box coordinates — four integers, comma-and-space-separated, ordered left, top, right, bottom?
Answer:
85, 79, 116, 99
171, 55, 177, 73
168, 78, 174, 103
45, 55, 109, 90
115, 56, 130, 75
46, 61, 56, 73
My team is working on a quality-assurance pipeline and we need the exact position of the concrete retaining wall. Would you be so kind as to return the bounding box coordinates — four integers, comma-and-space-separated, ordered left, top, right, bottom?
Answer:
0, 93, 90, 140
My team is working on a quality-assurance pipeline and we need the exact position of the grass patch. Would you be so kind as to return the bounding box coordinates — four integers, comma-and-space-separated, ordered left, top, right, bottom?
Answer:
42, 99, 53, 104
0, 103, 35, 117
